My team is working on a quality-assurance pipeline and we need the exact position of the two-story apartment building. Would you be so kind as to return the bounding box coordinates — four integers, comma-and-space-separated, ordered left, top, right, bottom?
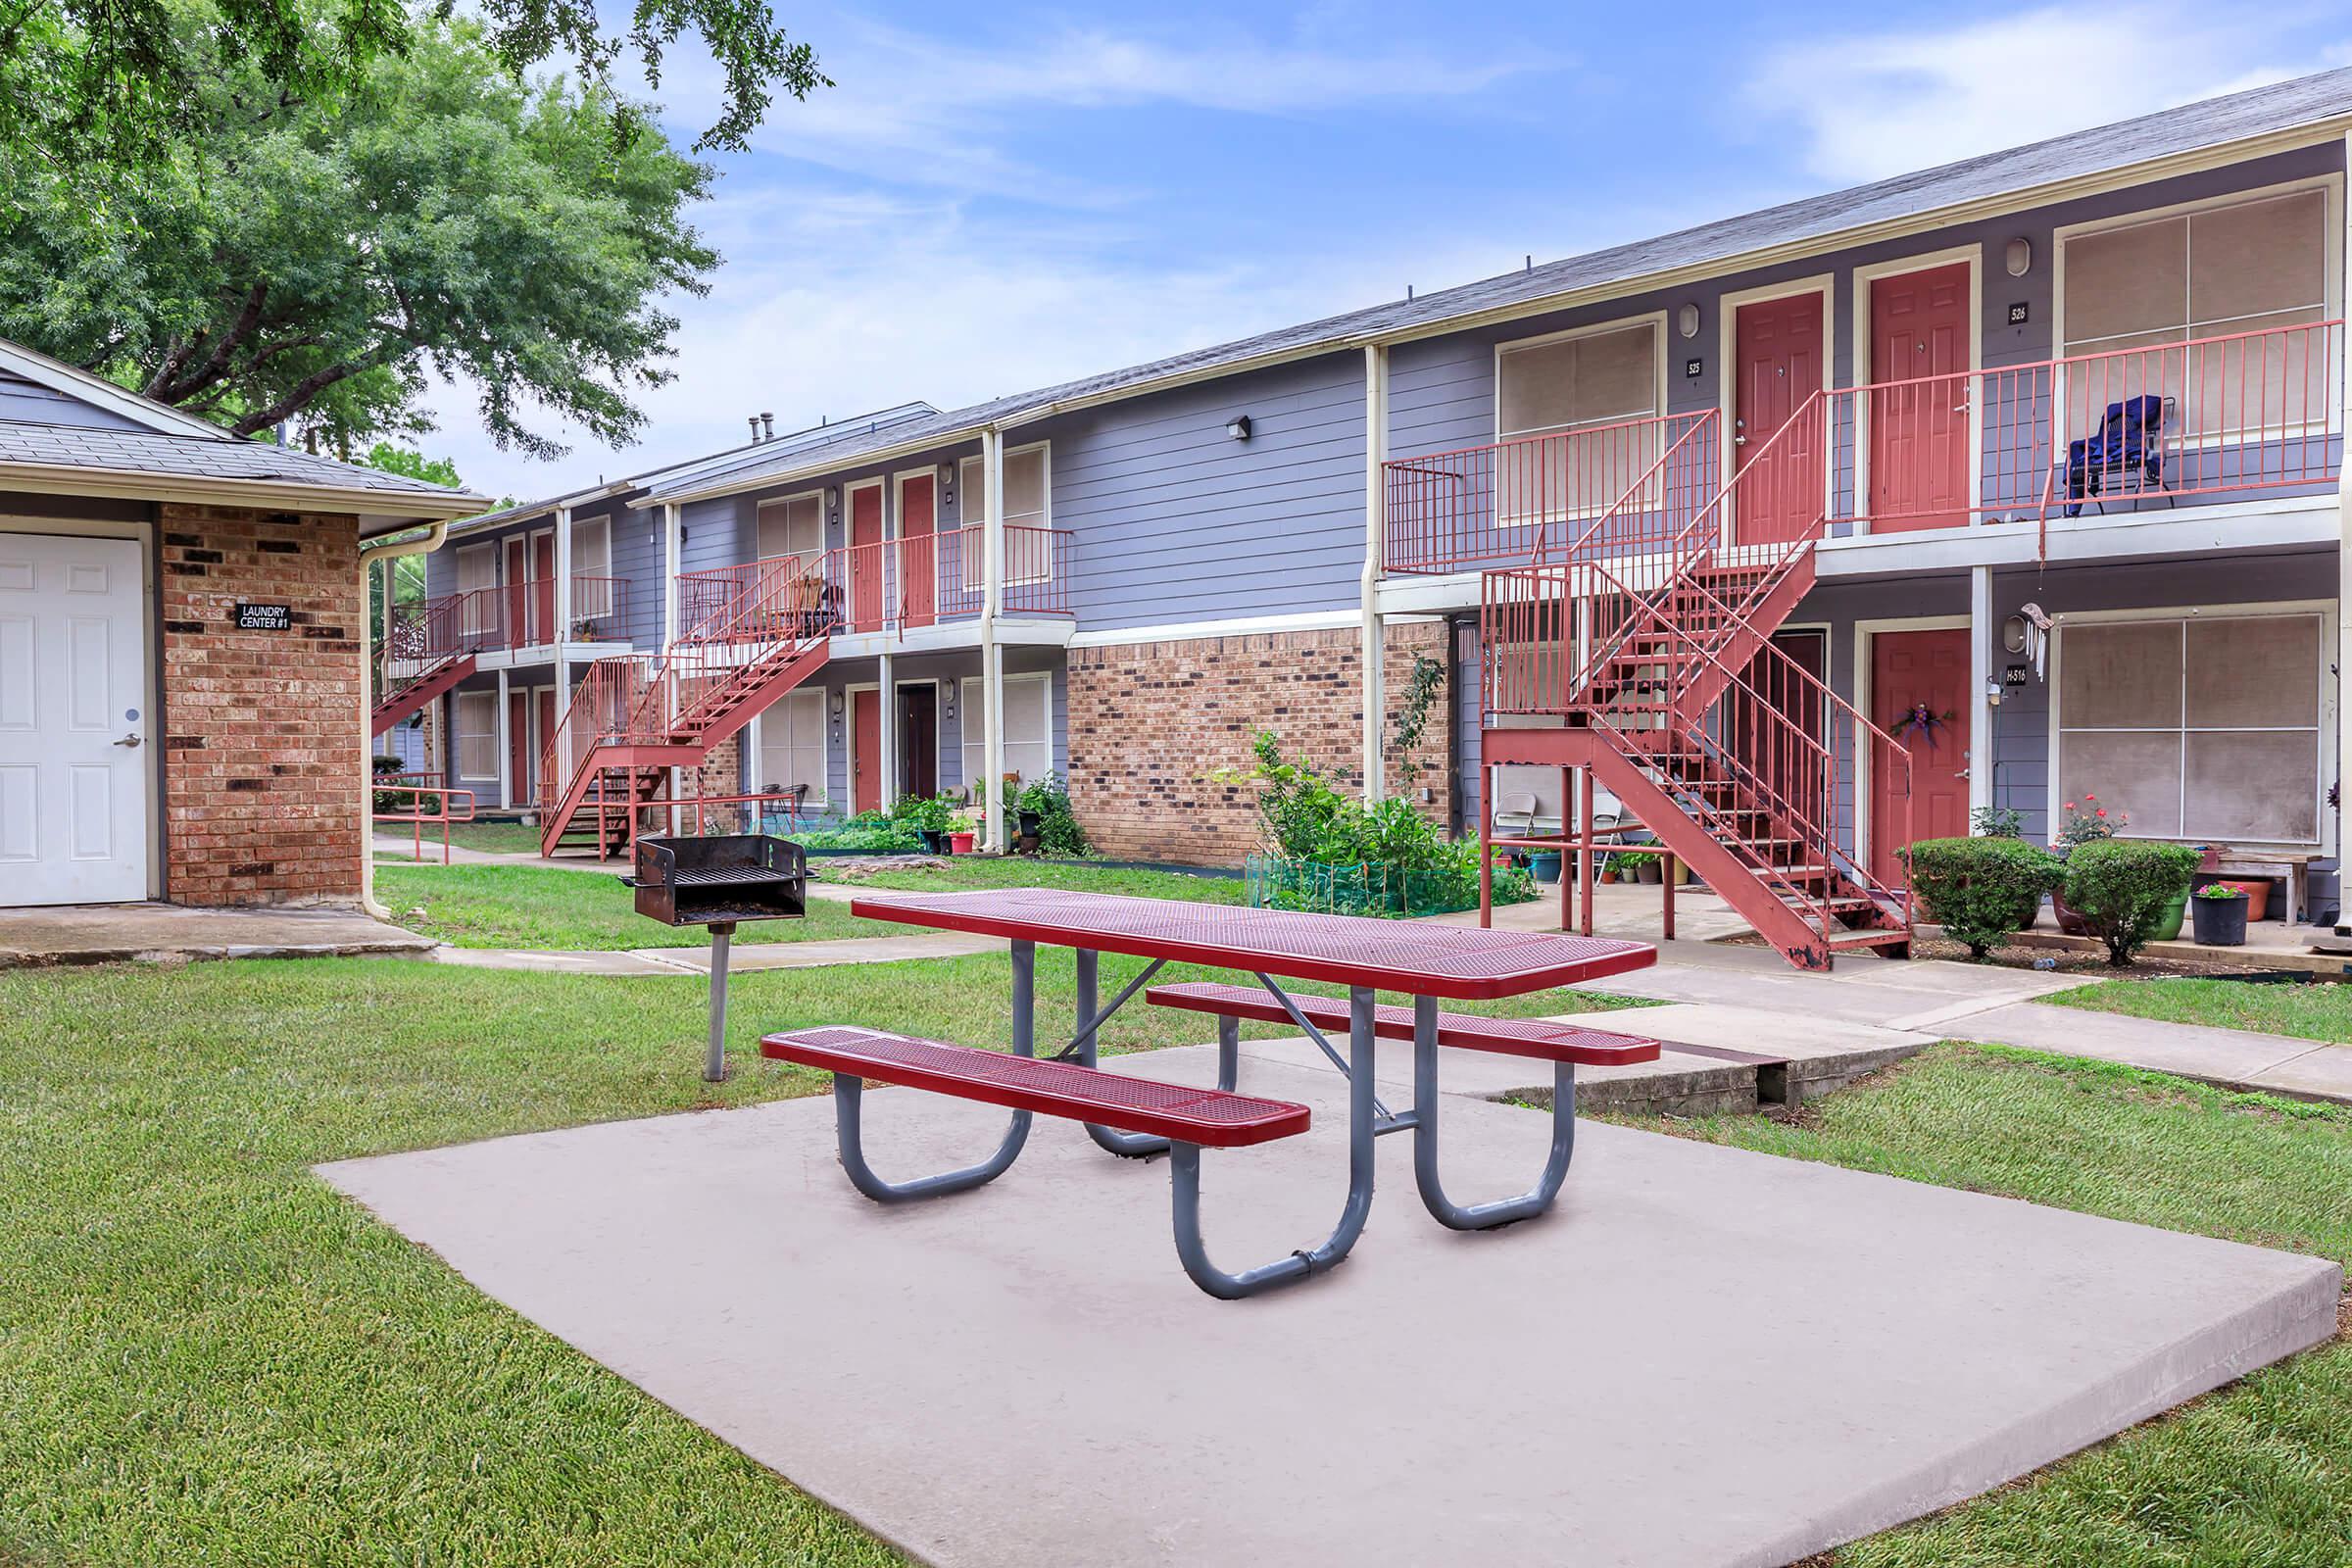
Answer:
394, 68, 2352, 965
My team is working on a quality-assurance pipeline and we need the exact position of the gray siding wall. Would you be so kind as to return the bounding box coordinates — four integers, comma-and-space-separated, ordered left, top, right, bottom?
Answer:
1389, 144, 2342, 514
1033, 350, 1367, 631
0, 368, 149, 432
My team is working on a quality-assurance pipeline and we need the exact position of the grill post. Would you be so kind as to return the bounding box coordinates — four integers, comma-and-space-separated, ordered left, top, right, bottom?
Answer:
706, 920, 737, 1082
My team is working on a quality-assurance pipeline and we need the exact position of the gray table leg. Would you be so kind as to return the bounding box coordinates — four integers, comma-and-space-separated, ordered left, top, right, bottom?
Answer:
1074, 947, 1185, 1159
1168, 984, 1378, 1298
1410, 994, 1576, 1230
828, 938, 1037, 1203
704, 921, 736, 1083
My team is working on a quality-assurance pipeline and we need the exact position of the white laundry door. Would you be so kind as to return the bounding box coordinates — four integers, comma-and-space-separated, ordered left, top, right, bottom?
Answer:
0, 534, 150, 906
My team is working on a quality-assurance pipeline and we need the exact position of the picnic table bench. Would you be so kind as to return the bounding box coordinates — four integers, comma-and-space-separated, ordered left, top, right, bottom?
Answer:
762, 888, 1655, 1299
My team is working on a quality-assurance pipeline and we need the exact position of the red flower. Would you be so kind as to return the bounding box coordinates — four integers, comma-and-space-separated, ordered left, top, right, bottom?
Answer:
2063, 801, 2076, 809
2094, 808, 2107, 818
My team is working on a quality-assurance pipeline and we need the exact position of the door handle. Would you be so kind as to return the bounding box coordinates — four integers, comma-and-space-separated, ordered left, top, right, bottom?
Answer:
114, 732, 143, 749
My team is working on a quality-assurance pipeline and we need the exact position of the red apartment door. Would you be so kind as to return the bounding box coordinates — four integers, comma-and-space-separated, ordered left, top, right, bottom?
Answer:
899, 475, 936, 628
852, 688, 882, 812
1870, 628, 1970, 887
509, 690, 532, 801
526, 534, 556, 644
534, 688, 557, 804
504, 537, 528, 644
849, 486, 885, 629
1732, 292, 1824, 545
1737, 629, 1827, 811
1868, 263, 1972, 532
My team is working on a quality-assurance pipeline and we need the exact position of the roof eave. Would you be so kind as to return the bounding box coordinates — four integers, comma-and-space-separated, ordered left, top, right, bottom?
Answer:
636, 422, 997, 509
0, 462, 488, 534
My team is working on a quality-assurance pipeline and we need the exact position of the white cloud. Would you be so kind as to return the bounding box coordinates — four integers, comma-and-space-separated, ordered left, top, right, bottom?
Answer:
418, 186, 1514, 502
1749, 4, 2337, 184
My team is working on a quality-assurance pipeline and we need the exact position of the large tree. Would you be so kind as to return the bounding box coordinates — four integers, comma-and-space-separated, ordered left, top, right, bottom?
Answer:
0, 0, 821, 182
0, 18, 719, 457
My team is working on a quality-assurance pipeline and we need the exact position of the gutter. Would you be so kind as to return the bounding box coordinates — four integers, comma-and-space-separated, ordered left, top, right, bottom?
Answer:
0, 462, 484, 529
356, 519, 454, 919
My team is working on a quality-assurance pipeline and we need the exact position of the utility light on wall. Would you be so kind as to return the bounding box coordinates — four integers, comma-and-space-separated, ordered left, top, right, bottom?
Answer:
1678, 302, 1701, 339
1225, 415, 1252, 442
2005, 237, 2033, 277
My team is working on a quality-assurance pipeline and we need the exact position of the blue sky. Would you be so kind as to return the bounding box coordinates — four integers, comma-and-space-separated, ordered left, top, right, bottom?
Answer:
427, 0, 2352, 502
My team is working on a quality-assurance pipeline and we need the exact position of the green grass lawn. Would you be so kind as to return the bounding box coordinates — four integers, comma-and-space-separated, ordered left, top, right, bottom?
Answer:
2041, 974, 2352, 1045
1611, 1043, 2352, 1567
818, 854, 1245, 903
0, 953, 1636, 1567
376, 863, 906, 949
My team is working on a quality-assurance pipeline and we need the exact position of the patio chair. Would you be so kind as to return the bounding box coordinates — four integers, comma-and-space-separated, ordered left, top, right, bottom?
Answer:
2065, 394, 2170, 516
1493, 791, 1539, 839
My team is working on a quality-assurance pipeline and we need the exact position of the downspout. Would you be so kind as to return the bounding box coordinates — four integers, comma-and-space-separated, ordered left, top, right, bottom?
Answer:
2337, 128, 2352, 932
980, 428, 1007, 850
1361, 343, 1389, 802
358, 518, 453, 918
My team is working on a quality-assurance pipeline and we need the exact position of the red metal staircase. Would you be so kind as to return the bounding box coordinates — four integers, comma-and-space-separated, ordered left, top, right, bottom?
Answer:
372, 589, 501, 736
537, 558, 833, 858
1474, 401, 1917, 970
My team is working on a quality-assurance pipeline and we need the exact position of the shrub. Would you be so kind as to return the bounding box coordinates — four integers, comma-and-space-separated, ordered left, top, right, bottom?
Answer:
1015, 772, 1091, 857
1969, 805, 2026, 839
2062, 840, 2199, 965
1904, 836, 2064, 958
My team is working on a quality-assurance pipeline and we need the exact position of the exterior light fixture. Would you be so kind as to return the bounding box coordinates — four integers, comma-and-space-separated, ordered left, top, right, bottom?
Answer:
2005, 237, 2033, 277
1226, 416, 1252, 442
830, 692, 845, 717
1678, 303, 1701, 339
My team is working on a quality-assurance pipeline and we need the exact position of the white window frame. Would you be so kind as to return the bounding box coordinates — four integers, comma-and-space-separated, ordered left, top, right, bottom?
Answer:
2044, 599, 2336, 852
1491, 312, 1669, 528
959, 670, 1053, 789
2051, 174, 2345, 448
959, 442, 1054, 589
755, 685, 830, 809
455, 689, 499, 781
756, 488, 826, 567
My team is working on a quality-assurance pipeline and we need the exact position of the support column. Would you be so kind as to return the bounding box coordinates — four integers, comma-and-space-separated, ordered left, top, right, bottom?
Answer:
663, 502, 683, 829
2338, 127, 2352, 930
980, 429, 1009, 851
1969, 564, 1994, 824
553, 504, 574, 778
495, 666, 512, 809
1361, 343, 1390, 802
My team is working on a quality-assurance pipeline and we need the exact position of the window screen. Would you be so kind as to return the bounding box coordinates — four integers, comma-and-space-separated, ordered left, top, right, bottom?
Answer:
757, 688, 827, 804
757, 494, 824, 565
956, 447, 1051, 589
455, 690, 498, 780
1494, 322, 1660, 521
959, 673, 1053, 788
2056, 613, 2323, 844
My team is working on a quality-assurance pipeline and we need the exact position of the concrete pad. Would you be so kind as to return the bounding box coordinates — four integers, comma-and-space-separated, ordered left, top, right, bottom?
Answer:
322, 1045, 2339, 1568
1233, 1026, 1763, 1117
0, 901, 434, 968
2245, 1044, 2352, 1104
1954, 1003, 2322, 1083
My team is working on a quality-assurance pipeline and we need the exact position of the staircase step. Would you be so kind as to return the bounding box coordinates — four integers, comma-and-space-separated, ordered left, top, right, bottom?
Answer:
1829, 929, 1914, 952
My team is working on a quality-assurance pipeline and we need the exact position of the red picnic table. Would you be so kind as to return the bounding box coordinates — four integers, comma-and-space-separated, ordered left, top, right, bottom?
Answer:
762, 888, 1657, 1298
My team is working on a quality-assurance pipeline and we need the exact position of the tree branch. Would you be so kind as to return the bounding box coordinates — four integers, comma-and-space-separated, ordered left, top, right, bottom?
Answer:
228, 348, 393, 436
148, 282, 269, 404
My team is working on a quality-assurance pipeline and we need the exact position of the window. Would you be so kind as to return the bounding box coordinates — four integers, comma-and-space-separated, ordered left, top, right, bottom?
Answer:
757, 688, 827, 806
1494, 319, 1662, 521
2056, 612, 2324, 844
569, 517, 616, 624
455, 690, 498, 780
2059, 187, 2331, 440
959, 672, 1052, 787
454, 542, 497, 636
956, 445, 1052, 588
758, 493, 824, 567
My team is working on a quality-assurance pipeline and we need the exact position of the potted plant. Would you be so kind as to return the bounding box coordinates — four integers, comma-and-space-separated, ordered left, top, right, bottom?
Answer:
2049, 795, 2126, 935
906, 794, 953, 855
1597, 855, 1618, 885
1619, 850, 1661, 884
1529, 850, 1562, 884
2190, 881, 2249, 947
946, 804, 979, 855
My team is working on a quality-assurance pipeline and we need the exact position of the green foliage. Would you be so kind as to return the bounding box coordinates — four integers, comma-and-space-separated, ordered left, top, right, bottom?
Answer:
1610, 850, 1658, 872
0, 17, 721, 456
893, 795, 954, 834
362, 443, 464, 490
1968, 805, 2027, 838
2195, 882, 2248, 901
2062, 840, 2200, 966
2054, 793, 2126, 848
1014, 773, 1090, 857
796, 810, 923, 856
0, 0, 824, 193
1388, 652, 1446, 781
1904, 836, 2065, 959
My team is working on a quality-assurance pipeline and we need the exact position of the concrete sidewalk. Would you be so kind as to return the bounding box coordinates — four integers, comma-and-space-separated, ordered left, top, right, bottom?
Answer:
322, 1041, 2341, 1568
428, 928, 1005, 976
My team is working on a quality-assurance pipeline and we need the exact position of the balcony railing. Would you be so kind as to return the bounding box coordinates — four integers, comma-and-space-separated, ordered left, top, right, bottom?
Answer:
389, 574, 630, 662
1385, 318, 2344, 573
677, 525, 1071, 641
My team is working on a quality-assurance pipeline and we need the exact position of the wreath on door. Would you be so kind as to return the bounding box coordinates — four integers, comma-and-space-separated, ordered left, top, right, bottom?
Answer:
1889, 703, 1956, 748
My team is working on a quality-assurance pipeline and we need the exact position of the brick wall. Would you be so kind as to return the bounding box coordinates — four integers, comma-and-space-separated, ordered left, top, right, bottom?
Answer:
1065, 620, 1450, 865
695, 736, 742, 801
160, 505, 366, 906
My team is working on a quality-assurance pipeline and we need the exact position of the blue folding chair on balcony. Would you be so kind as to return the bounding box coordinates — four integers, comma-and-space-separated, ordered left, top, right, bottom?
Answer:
2065, 394, 2170, 516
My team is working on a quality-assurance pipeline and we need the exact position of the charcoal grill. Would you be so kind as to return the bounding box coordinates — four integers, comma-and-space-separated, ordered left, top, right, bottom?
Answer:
625, 834, 808, 1081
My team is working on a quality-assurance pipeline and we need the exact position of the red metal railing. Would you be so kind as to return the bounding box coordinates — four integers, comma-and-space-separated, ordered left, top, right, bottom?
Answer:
371, 776, 476, 866
1392, 318, 2344, 575
678, 526, 1072, 640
